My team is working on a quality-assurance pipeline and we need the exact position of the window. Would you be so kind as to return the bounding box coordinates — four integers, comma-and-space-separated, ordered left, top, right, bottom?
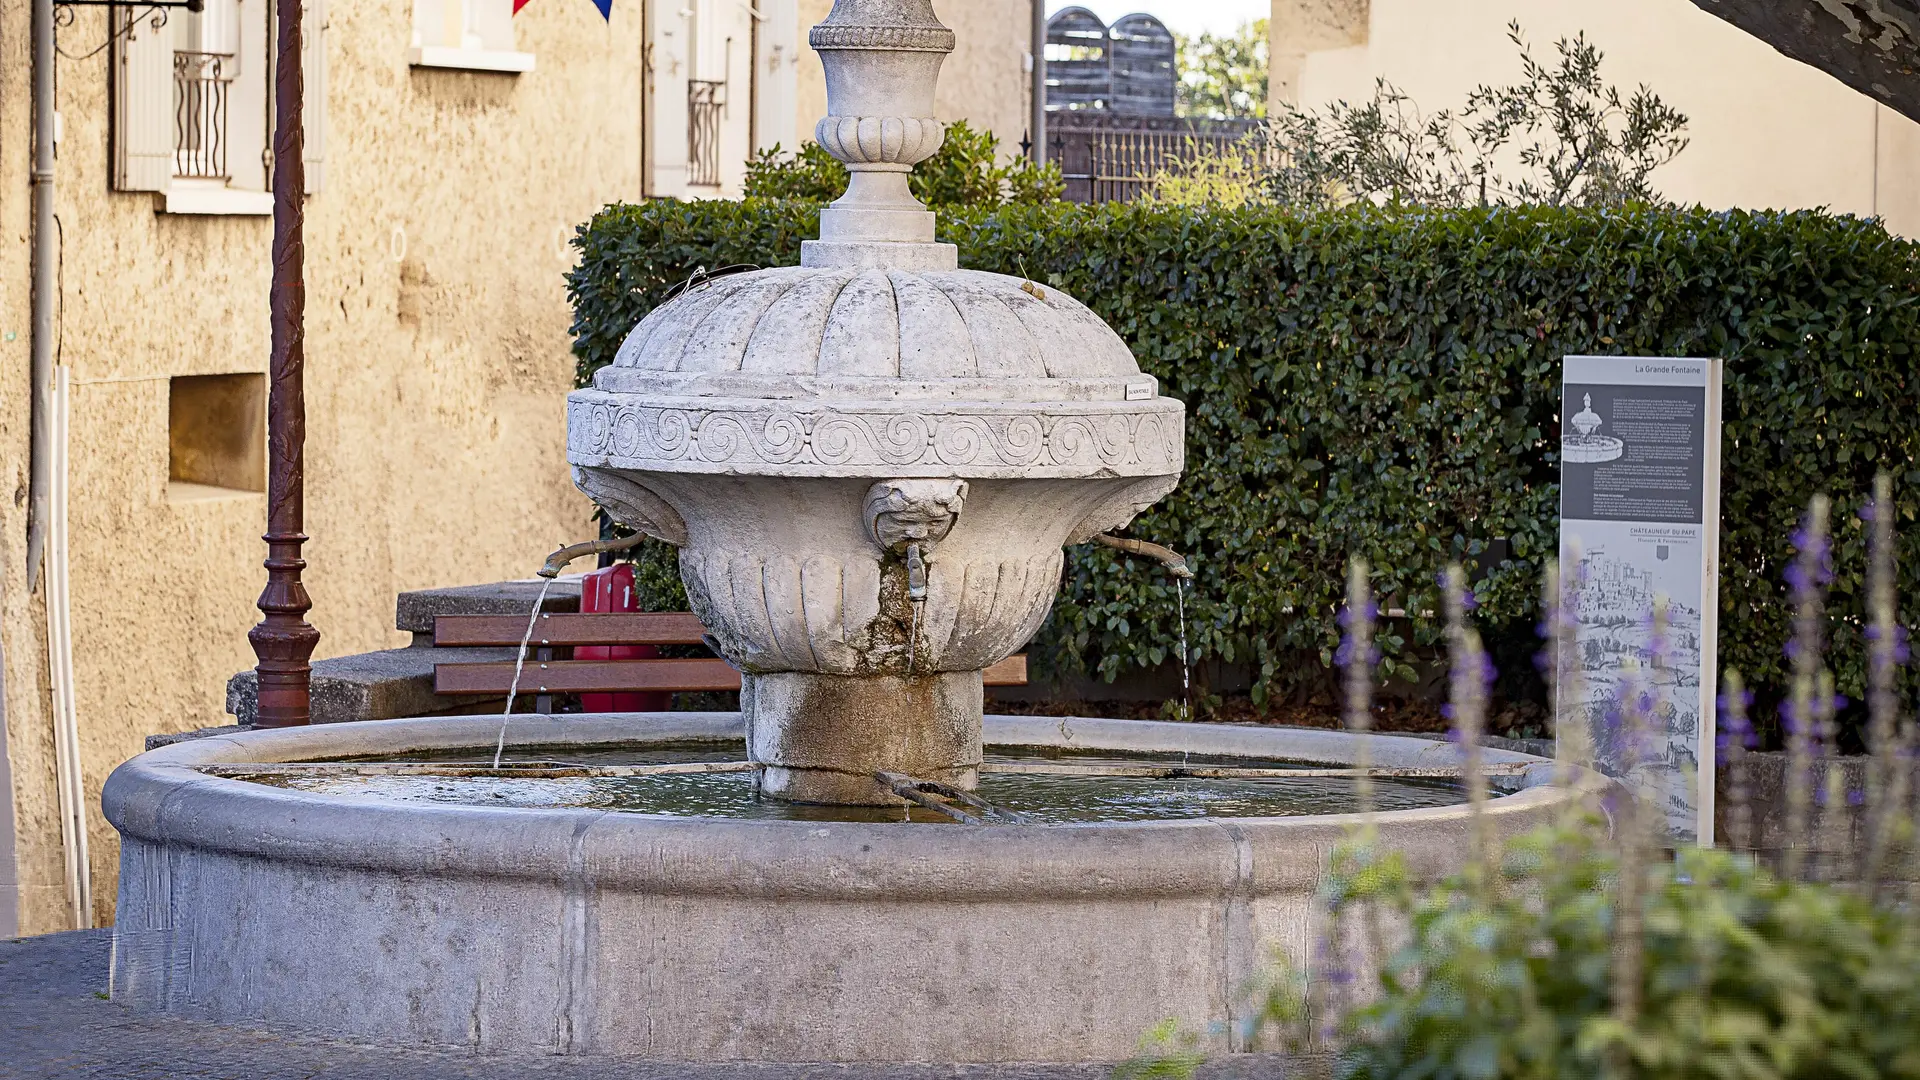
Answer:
168, 373, 266, 499
410, 0, 533, 73
112, 0, 326, 214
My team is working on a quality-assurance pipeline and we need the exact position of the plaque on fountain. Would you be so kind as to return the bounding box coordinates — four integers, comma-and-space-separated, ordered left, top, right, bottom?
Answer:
1558, 354, 1724, 845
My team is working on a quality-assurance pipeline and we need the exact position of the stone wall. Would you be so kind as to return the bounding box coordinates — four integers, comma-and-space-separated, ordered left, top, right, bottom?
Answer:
1717, 752, 1920, 880
0, 0, 637, 934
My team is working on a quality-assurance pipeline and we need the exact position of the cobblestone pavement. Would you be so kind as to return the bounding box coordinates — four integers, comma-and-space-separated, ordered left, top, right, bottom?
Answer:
1, 931, 1286, 1079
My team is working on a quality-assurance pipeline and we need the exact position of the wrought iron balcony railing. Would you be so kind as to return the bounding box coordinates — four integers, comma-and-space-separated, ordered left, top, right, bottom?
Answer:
173, 50, 232, 180
687, 79, 725, 188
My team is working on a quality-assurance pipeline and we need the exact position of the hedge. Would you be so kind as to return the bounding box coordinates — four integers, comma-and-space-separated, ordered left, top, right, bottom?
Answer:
568, 199, 1920, 741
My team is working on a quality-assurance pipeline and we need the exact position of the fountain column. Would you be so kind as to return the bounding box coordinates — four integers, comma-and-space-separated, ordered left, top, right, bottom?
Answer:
567, 0, 1185, 804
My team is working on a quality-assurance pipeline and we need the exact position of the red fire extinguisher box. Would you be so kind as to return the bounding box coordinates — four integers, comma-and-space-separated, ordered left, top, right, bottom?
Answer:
577, 564, 670, 713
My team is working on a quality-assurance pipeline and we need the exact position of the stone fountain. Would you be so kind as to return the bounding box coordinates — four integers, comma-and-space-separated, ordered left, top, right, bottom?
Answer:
101, 0, 1597, 1064
567, 0, 1181, 804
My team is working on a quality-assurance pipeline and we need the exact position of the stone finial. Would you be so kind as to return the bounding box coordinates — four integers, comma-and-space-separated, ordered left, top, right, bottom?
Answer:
800, 0, 960, 272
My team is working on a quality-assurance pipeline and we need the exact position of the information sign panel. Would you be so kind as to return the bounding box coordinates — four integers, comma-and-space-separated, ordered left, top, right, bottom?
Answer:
1559, 355, 1724, 844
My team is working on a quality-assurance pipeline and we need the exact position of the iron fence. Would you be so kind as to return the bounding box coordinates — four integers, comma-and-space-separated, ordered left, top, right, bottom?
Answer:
687, 80, 725, 188
1079, 128, 1253, 203
173, 51, 232, 180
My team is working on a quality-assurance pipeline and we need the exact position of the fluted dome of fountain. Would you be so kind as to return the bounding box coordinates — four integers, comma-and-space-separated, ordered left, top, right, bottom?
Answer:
571, 262, 1181, 480
589, 266, 1151, 401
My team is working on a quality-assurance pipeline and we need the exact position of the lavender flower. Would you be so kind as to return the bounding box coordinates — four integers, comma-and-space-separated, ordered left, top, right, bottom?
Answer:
1784, 494, 1832, 881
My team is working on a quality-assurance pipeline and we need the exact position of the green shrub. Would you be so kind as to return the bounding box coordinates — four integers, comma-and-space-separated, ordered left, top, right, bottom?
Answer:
566, 199, 1920, 733
1271, 822, 1920, 1080
742, 120, 1063, 207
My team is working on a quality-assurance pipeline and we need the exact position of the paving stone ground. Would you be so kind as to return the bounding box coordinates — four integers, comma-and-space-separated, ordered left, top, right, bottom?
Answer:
2, 930, 1286, 1079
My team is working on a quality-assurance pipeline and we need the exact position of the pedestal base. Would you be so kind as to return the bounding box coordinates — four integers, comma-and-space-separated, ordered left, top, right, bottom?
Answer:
743, 670, 983, 805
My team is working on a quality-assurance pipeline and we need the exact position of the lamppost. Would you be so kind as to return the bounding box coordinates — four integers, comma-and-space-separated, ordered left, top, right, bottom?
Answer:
248, 0, 319, 727
1031, 0, 1047, 165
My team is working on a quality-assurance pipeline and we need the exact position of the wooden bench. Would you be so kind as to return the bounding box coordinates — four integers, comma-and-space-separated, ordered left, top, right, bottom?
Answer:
431, 611, 1028, 709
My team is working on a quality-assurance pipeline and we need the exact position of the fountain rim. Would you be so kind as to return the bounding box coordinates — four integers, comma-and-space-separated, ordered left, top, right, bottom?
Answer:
105, 713, 1603, 902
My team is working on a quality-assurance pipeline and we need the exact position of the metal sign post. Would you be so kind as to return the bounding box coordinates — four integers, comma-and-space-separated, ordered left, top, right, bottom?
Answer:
1559, 355, 1725, 845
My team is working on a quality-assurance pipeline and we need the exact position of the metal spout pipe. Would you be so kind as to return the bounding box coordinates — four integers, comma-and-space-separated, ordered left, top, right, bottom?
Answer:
905, 542, 929, 601
1091, 534, 1193, 579
538, 532, 650, 578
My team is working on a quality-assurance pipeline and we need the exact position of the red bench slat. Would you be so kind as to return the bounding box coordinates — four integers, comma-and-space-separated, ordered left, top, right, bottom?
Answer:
433, 612, 709, 647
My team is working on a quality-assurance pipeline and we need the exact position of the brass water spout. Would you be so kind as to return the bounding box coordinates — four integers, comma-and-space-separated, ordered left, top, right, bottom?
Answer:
538, 532, 650, 579
1092, 534, 1194, 579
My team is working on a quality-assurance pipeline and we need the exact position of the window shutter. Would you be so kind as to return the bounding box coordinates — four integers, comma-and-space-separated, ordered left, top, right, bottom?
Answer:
303, 0, 327, 194
112, 6, 173, 191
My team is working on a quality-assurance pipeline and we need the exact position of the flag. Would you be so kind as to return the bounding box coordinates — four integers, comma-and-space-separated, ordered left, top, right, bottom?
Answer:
513, 0, 612, 19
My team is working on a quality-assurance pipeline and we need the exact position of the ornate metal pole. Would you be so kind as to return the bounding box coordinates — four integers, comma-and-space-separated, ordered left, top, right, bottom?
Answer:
249, 0, 318, 727
1030, 0, 1046, 164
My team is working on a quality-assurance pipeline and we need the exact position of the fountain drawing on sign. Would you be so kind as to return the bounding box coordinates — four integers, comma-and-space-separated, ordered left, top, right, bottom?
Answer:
1563, 393, 1626, 463
103, 0, 1593, 1064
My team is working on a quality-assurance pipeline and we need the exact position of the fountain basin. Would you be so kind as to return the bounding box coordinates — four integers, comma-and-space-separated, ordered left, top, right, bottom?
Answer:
105, 712, 1592, 1063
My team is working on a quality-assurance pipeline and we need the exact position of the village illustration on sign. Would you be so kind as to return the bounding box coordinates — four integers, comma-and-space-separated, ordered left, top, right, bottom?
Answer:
1562, 394, 1626, 463
1569, 546, 1705, 831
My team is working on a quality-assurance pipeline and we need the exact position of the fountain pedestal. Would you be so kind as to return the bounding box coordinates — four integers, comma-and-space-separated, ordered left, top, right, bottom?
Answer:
747, 670, 980, 802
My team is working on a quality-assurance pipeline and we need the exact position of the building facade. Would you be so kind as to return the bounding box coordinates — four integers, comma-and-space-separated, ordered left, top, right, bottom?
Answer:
0, 0, 1031, 937
1268, 0, 1920, 238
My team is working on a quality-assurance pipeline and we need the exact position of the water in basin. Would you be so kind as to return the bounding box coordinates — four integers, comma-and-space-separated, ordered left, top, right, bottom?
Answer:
229, 741, 1467, 824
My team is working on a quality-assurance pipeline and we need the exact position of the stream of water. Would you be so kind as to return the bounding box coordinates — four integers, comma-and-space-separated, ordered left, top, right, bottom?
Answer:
1175, 577, 1191, 722
491, 577, 555, 769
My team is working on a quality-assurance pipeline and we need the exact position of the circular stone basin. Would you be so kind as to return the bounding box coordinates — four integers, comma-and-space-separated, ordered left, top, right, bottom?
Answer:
105, 712, 1594, 1064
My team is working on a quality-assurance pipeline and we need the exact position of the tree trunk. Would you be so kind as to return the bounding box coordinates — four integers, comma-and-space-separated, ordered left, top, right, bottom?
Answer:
1687, 0, 1920, 122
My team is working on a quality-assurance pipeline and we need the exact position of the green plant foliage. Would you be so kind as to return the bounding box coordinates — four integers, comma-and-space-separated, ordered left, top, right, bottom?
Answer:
1255, 22, 1688, 209
740, 140, 847, 202
1282, 822, 1920, 1079
1175, 18, 1269, 120
741, 120, 1064, 207
566, 198, 1920, 734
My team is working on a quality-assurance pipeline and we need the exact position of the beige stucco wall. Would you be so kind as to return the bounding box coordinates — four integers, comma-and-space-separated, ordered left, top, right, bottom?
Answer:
1267, 0, 1368, 108
0, 0, 641, 934
1273, 0, 1920, 237
796, 0, 1035, 159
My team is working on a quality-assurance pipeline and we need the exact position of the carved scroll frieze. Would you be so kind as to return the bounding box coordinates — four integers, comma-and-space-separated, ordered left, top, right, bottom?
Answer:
568, 396, 1185, 477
